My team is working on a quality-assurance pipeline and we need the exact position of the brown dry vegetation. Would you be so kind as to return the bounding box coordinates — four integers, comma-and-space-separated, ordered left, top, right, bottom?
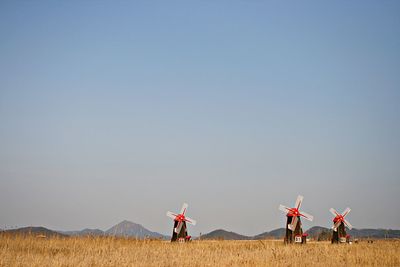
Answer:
0, 235, 399, 266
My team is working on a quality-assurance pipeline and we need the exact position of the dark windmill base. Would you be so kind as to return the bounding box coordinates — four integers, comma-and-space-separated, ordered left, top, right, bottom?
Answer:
171, 221, 190, 242
332, 222, 346, 244
284, 216, 306, 244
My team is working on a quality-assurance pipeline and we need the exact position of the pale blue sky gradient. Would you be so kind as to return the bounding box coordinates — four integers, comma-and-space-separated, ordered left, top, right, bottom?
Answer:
1, 1, 399, 236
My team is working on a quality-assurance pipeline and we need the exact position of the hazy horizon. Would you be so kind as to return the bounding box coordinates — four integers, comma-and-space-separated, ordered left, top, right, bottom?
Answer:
1, 1, 399, 237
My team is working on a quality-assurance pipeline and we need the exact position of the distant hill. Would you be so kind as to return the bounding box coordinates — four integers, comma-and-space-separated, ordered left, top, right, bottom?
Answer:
3, 223, 399, 240
80, 228, 105, 236
200, 229, 250, 240
200, 226, 400, 241
60, 228, 105, 236
304, 226, 330, 239
304, 226, 400, 239
2, 226, 66, 237
254, 228, 286, 240
348, 228, 400, 239
105, 220, 168, 239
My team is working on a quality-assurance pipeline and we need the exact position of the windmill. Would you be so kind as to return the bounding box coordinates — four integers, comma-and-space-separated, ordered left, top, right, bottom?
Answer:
279, 195, 313, 244
330, 207, 353, 244
166, 203, 196, 242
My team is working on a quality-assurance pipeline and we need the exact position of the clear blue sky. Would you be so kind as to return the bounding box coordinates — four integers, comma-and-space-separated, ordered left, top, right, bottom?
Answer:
1, 1, 399, 236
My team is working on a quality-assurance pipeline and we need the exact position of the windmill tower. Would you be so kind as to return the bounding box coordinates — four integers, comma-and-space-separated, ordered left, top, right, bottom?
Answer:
279, 195, 313, 244
166, 203, 196, 242
330, 207, 353, 244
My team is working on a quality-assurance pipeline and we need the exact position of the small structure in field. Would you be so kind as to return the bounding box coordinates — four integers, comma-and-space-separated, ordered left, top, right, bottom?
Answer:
166, 203, 196, 242
329, 207, 353, 244
279, 195, 314, 244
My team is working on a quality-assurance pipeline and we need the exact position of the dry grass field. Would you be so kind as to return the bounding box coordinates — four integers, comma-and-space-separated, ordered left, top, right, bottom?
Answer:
0, 235, 399, 267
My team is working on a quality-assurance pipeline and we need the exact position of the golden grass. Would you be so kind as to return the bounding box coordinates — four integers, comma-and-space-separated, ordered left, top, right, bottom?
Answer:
0, 235, 399, 266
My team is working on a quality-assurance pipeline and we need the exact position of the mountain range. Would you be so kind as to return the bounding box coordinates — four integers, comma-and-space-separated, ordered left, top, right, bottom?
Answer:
2, 221, 399, 240
199, 228, 286, 240
105, 220, 168, 239
59, 220, 169, 239
200, 229, 251, 240
200, 226, 400, 240
1, 220, 168, 239
253, 228, 287, 239
60, 228, 105, 236
2, 226, 67, 237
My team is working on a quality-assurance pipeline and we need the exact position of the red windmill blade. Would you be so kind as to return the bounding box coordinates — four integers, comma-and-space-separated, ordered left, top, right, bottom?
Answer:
166, 202, 197, 234
279, 195, 313, 231
330, 207, 352, 231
